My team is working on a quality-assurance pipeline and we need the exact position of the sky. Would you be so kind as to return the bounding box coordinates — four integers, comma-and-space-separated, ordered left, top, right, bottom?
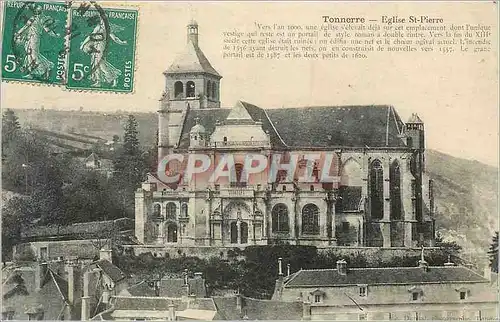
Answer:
1, 1, 498, 166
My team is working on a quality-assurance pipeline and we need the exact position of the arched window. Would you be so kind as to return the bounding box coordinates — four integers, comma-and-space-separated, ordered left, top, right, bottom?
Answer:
340, 158, 363, 186
390, 160, 402, 220
302, 204, 320, 235
167, 223, 177, 243
240, 222, 248, 244
272, 204, 289, 233
186, 81, 195, 98
166, 202, 177, 220
152, 204, 161, 219
370, 160, 384, 220
174, 81, 184, 98
207, 81, 212, 98
230, 222, 238, 244
212, 83, 217, 100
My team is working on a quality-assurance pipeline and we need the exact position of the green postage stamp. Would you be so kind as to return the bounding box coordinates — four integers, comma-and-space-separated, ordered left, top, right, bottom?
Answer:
66, 6, 138, 92
1, 1, 138, 93
1, 1, 68, 84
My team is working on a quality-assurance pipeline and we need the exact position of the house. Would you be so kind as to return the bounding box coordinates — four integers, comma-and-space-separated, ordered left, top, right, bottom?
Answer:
14, 218, 134, 262
119, 270, 207, 298
272, 256, 498, 320
2, 260, 82, 320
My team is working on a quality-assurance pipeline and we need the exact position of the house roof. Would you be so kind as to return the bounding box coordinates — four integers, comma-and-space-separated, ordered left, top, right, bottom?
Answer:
165, 40, 221, 77
112, 296, 216, 312
123, 280, 157, 297
176, 103, 407, 150
212, 296, 304, 320
159, 277, 207, 298
94, 260, 127, 283
85, 152, 99, 163
284, 266, 489, 288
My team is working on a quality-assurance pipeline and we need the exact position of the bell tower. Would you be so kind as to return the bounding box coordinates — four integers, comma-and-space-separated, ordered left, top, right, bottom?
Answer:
405, 113, 425, 151
163, 20, 222, 110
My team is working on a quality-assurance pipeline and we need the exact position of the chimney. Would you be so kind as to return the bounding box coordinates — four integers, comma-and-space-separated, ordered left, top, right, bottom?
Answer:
302, 300, 311, 320
287, 263, 290, 277
336, 259, 347, 275
184, 269, 190, 296
236, 292, 242, 313
168, 301, 176, 321
99, 248, 113, 263
81, 270, 91, 321
444, 255, 454, 267
35, 262, 48, 291
65, 260, 79, 306
418, 246, 429, 271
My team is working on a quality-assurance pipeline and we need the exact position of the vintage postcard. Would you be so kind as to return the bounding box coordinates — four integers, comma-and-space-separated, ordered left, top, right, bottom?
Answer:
1, 1, 498, 321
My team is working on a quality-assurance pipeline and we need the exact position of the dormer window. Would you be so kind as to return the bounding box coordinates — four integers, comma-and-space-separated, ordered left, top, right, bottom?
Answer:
408, 286, 423, 301
310, 289, 325, 303
455, 287, 469, 300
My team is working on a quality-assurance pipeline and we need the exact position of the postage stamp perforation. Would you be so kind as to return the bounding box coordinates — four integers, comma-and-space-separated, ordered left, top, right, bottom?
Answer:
2, 1, 138, 94
65, 3, 138, 93
2, 0, 70, 86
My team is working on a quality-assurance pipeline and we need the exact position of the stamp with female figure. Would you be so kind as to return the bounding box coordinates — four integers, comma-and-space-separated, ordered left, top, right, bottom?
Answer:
1, 1, 68, 84
66, 6, 138, 92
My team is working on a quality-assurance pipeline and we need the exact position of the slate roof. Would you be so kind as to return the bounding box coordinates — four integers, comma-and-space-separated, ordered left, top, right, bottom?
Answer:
284, 266, 489, 287
94, 260, 127, 283
212, 296, 304, 320
266, 105, 406, 148
165, 40, 221, 77
336, 186, 363, 212
159, 277, 207, 298
124, 280, 157, 297
177, 103, 407, 150
112, 296, 216, 311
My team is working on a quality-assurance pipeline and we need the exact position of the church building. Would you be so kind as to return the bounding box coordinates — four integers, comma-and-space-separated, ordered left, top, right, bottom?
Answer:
134, 21, 435, 253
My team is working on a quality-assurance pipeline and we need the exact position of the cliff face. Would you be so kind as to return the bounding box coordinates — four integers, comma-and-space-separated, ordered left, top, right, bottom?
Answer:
426, 149, 498, 266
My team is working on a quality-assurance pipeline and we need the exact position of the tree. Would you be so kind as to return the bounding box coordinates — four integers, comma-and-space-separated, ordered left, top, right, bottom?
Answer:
489, 231, 499, 273
112, 115, 147, 217
2, 109, 21, 151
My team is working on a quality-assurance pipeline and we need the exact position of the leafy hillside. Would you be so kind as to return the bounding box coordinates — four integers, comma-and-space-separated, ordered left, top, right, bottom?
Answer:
426, 150, 498, 266
11, 109, 499, 264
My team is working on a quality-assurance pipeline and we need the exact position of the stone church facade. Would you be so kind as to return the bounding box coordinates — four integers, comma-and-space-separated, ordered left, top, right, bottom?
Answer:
134, 21, 435, 252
